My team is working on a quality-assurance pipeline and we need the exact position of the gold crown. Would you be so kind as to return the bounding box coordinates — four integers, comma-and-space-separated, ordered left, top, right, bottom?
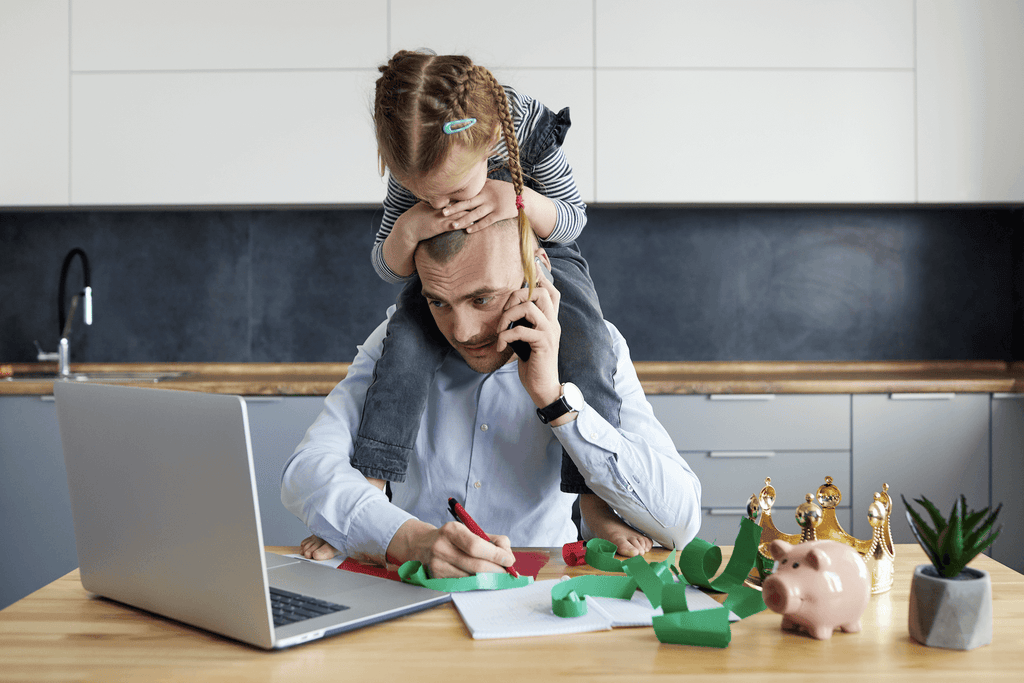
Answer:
744, 476, 895, 594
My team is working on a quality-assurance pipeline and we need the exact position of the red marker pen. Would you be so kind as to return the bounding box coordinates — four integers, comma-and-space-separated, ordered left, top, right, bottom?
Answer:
448, 497, 520, 578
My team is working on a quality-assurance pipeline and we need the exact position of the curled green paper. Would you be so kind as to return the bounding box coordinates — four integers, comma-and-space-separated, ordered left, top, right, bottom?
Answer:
583, 538, 628, 572
398, 561, 533, 591
551, 518, 766, 647
551, 575, 638, 617
679, 516, 763, 593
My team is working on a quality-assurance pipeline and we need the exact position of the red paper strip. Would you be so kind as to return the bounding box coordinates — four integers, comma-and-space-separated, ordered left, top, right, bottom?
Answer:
562, 540, 588, 566
337, 557, 402, 582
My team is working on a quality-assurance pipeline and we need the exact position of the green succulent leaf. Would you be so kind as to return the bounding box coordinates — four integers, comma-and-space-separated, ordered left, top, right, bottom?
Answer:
917, 496, 947, 534
964, 503, 1002, 551
904, 494, 1001, 577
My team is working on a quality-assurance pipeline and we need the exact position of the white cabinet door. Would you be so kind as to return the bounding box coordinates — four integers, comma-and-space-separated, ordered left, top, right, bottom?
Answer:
916, 0, 1024, 203
68, 1, 388, 206
852, 393, 990, 544
0, 0, 69, 207
596, 0, 914, 69
991, 394, 1024, 573
244, 396, 326, 547
71, 71, 382, 206
71, 0, 387, 70
596, 69, 915, 203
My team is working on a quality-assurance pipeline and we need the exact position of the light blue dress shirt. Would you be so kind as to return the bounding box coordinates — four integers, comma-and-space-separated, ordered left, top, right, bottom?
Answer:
281, 307, 702, 563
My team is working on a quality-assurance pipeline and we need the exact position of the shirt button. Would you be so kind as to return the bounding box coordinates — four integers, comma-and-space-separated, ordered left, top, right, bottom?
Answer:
591, 432, 598, 440
480, 424, 488, 431
474, 481, 482, 489
627, 485, 634, 492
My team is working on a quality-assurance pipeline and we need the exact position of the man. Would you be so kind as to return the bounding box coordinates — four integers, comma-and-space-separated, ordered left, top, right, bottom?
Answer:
281, 219, 701, 578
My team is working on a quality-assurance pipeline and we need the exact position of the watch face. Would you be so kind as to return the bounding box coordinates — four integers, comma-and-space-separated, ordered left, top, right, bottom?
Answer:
562, 382, 584, 412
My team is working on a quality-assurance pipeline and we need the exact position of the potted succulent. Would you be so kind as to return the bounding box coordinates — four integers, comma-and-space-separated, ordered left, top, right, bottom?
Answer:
903, 494, 1002, 650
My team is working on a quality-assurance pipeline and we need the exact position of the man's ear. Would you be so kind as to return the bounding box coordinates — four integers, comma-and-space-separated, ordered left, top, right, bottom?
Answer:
534, 248, 551, 273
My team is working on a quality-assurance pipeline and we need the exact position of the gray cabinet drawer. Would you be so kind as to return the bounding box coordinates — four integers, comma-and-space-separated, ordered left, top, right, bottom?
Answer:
851, 393, 989, 543
697, 508, 854, 548
683, 450, 851, 509
649, 394, 850, 451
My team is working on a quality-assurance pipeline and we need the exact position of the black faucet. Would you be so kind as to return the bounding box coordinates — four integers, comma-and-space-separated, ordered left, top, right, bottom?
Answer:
56, 248, 93, 376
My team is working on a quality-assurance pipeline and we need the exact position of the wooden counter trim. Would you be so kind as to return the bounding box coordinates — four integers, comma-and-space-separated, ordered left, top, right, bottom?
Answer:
2, 361, 1023, 396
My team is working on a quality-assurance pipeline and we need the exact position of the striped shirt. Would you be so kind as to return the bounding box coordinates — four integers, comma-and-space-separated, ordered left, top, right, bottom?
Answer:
372, 86, 587, 284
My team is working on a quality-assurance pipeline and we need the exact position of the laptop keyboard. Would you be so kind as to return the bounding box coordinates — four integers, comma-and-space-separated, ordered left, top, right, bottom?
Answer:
270, 586, 349, 627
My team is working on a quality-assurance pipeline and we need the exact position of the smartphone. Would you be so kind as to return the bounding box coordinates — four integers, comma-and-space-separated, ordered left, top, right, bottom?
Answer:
508, 258, 554, 362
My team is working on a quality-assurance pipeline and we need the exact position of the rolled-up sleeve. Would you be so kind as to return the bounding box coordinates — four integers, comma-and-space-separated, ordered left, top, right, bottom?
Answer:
280, 310, 414, 563
552, 324, 702, 550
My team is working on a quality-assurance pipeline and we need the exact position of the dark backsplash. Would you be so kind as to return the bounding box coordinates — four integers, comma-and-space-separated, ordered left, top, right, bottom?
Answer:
1, 207, 1020, 363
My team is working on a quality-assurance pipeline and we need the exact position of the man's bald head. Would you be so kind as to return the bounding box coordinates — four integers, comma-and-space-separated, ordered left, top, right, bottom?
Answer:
417, 218, 525, 266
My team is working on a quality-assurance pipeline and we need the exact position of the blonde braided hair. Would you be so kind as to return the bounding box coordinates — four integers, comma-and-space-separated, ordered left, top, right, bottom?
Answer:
471, 65, 536, 296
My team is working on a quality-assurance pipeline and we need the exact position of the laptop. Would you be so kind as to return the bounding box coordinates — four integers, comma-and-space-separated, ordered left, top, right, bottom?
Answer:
53, 381, 449, 649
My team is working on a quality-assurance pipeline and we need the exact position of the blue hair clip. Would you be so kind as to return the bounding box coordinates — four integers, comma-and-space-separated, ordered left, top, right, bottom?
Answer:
443, 118, 477, 134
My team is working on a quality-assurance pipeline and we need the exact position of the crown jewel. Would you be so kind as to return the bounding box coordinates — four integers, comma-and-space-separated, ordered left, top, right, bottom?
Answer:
745, 476, 895, 594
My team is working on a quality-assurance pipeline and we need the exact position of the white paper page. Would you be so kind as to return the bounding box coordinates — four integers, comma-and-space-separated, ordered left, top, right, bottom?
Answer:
452, 579, 613, 640
588, 585, 739, 626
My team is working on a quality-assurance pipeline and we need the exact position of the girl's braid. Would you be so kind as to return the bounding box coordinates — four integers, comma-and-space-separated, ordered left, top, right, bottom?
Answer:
472, 65, 536, 294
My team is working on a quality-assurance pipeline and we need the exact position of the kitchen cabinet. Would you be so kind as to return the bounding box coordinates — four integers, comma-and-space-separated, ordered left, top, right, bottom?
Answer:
0, 396, 77, 611
68, 0, 386, 206
595, 0, 914, 69
0, 0, 69, 206
593, 0, 916, 203
243, 396, 326, 546
991, 394, 1024, 573
916, 0, 1024, 203
595, 69, 915, 204
71, 71, 382, 206
70, 1, 386, 71
649, 394, 854, 545
3, 0, 1022, 207
851, 393, 990, 544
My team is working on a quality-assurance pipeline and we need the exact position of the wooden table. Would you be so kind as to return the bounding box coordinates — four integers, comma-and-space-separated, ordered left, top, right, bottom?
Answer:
1, 545, 1021, 682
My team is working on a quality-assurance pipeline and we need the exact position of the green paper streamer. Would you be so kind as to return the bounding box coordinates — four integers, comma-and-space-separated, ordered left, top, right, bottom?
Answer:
678, 517, 763, 593
584, 538, 627, 572
622, 555, 668, 608
398, 561, 533, 591
653, 607, 732, 648
551, 575, 638, 617
551, 518, 766, 648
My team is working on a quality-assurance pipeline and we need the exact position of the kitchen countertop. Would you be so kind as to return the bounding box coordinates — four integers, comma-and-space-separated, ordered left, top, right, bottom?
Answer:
3, 360, 1024, 396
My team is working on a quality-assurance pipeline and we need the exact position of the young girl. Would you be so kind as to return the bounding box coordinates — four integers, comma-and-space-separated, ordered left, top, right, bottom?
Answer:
350, 49, 648, 556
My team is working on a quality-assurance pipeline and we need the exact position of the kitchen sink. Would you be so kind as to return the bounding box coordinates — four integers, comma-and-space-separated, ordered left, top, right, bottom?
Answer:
3, 371, 188, 383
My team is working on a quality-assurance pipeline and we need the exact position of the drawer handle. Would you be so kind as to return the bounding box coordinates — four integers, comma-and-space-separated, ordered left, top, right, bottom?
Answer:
993, 393, 1024, 400
708, 508, 749, 516
244, 396, 285, 404
708, 394, 775, 401
708, 451, 775, 459
889, 393, 955, 401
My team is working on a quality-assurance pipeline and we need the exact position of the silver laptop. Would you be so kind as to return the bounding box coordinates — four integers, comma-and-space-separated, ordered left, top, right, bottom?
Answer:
54, 381, 449, 649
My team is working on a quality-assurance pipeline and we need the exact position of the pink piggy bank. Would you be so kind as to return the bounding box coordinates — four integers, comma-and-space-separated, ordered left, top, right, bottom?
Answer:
761, 539, 870, 640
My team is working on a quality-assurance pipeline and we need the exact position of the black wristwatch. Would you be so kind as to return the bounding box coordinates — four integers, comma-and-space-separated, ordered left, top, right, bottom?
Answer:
536, 382, 584, 424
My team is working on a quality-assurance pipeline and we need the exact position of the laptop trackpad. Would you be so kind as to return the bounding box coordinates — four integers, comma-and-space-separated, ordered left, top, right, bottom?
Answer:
269, 559, 387, 599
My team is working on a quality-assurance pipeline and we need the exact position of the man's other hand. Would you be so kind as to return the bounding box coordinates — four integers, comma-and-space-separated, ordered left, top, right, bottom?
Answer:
299, 534, 340, 560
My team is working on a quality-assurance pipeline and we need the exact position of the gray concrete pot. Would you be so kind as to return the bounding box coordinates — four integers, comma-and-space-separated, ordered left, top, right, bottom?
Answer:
908, 565, 992, 650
